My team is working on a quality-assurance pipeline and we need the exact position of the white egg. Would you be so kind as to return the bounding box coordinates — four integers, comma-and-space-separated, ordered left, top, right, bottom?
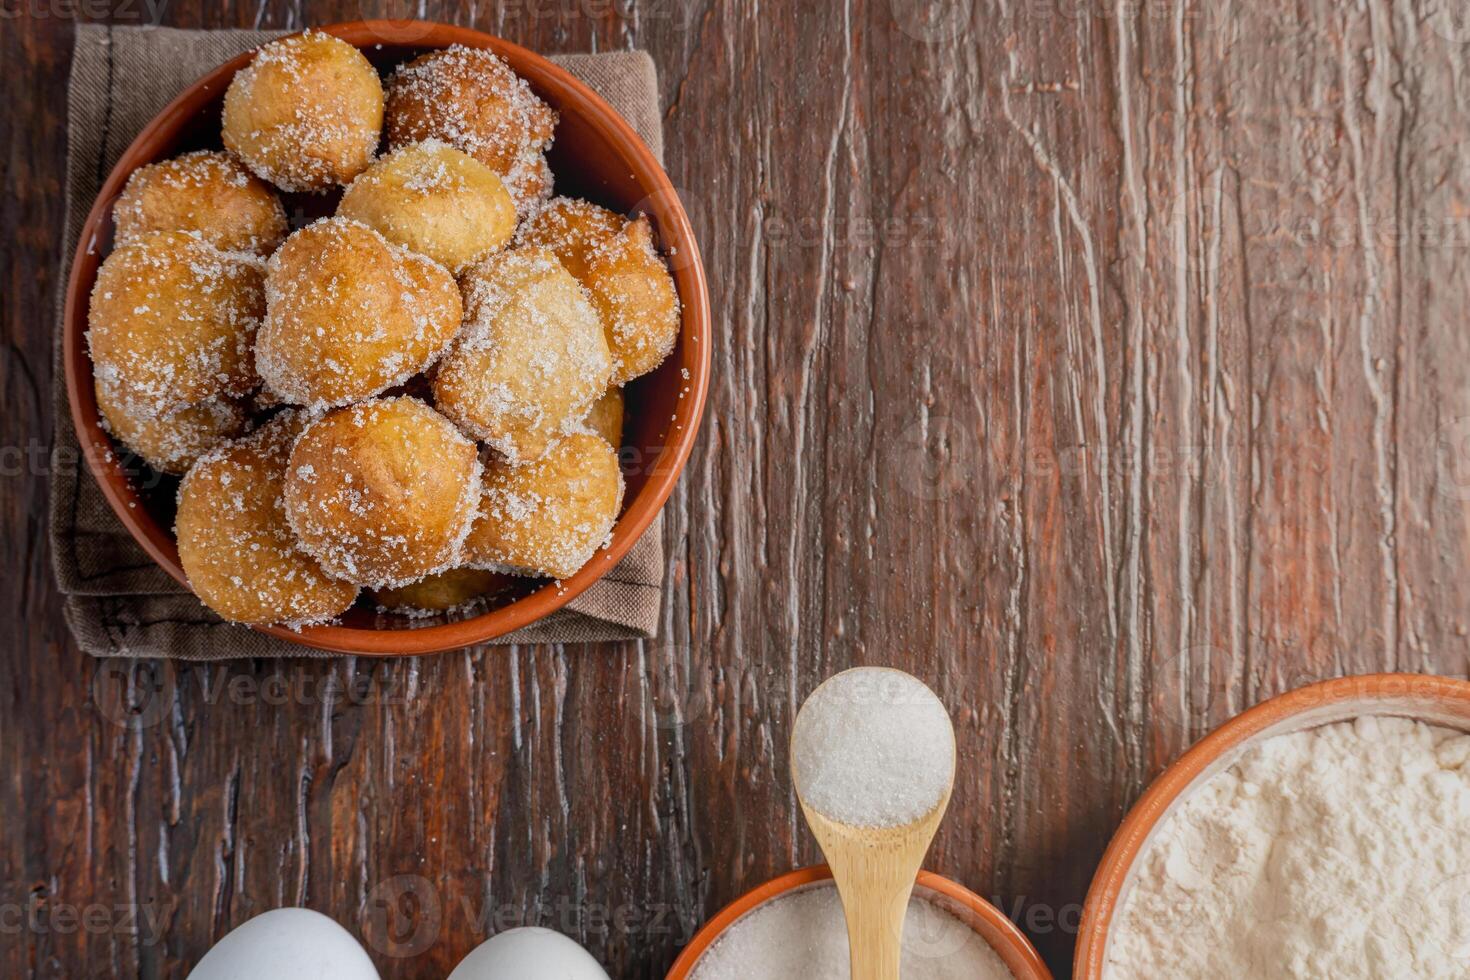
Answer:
448, 927, 609, 980
187, 907, 380, 980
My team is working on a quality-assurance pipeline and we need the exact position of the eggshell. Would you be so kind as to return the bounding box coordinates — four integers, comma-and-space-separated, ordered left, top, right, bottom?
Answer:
187, 908, 379, 980
448, 927, 609, 980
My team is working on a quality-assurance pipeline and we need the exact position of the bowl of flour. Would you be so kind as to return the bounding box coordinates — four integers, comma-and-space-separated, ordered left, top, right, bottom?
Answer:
1076, 673, 1470, 979
666, 865, 1052, 980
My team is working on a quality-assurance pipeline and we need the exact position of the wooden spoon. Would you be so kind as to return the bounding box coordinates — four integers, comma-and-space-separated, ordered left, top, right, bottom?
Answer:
792, 673, 957, 980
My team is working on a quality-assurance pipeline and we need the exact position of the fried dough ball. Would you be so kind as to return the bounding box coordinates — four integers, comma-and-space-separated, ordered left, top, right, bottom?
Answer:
464, 433, 623, 580
384, 46, 555, 192
96, 380, 248, 476
432, 248, 612, 464
284, 398, 482, 589
338, 139, 516, 273
257, 218, 462, 408
372, 567, 510, 614
87, 231, 264, 413
583, 387, 624, 447
584, 215, 681, 384
114, 151, 288, 256
176, 413, 359, 626
517, 197, 623, 280
222, 30, 384, 192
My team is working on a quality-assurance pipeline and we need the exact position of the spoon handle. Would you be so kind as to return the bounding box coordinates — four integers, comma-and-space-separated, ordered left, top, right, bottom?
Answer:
831, 855, 919, 980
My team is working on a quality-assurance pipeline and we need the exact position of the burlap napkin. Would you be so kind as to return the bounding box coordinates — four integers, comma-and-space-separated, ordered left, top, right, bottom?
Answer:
51, 25, 671, 659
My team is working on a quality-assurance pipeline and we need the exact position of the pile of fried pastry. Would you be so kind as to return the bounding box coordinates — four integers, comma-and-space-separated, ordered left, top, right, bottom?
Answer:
86, 31, 679, 626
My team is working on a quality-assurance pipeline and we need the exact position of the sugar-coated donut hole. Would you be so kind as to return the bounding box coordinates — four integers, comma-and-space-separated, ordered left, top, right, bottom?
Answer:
432, 247, 612, 465
283, 397, 482, 590
464, 431, 626, 581
114, 150, 287, 256
256, 217, 462, 409
584, 216, 681, 384
96, 380, 248, 477
517, 197, 625, 280
464, 432, 624, 581
87, 231, 264, 413
176, 412, 360, 626
338, 139, 517, 274
384, 45, 556, 214
222, 30, 384, 192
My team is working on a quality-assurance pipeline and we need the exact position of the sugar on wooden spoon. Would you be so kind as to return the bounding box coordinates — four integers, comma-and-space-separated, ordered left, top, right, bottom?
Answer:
791, 667, 958, 980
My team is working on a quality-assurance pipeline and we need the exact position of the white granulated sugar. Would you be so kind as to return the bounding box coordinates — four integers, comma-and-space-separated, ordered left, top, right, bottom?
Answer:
688, 884, 1013, 980
792, 668, 954, 827
1105, 715, 1470, 979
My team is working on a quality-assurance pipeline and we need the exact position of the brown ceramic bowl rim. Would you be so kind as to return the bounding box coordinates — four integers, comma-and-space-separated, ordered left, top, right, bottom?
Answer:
63, 20, 711, 656
1074, 672, 1470, 976
663, 863, 1053, 979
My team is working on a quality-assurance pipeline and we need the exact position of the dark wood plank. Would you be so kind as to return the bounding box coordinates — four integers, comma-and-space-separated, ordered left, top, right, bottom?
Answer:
5, 1, 1470, 978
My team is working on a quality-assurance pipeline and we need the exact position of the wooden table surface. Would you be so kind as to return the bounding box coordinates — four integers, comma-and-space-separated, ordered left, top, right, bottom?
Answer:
6, 1, 1470, 977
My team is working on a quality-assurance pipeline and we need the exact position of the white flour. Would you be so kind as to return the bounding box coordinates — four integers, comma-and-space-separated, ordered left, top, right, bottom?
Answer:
1105, 715, 1470, 979
688, 883, 1013, 980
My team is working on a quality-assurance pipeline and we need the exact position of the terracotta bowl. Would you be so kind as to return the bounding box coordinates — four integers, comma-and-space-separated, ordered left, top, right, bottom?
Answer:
63, 21, 710, 655
665, 864, 1052, 979
1074, 672, 1470, 976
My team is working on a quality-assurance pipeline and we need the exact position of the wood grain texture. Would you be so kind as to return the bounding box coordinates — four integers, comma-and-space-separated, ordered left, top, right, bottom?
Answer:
5, 1, 1470, 976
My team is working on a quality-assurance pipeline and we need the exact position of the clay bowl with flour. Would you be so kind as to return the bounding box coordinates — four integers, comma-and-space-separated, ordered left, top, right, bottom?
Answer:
665, 864, 1052, 979
1074, 672, 1470, 976
62, 21, 710, 655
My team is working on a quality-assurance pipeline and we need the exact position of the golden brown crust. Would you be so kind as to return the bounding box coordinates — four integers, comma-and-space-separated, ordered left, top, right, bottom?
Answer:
464, 433, 623, 581
338, 139, 516, 273
256, 218, 462, 408
96, 380, 248, 476
516, 197, 624, 281
583, 386, 624, 447
87, 231, 265, 413
584, 215, 681, 384
222, 30, 384, 192
384, 46, 555, 191
114, 151, 288, 256
176, 413, 359, 625
372, 566, 511, 614
283, 397, 482, 589
432, 248, 612, 464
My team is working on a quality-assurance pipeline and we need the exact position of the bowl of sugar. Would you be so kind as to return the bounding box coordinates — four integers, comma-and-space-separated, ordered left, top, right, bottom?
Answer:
665, 864, 1051, 980
1076, 673, 1470, 978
